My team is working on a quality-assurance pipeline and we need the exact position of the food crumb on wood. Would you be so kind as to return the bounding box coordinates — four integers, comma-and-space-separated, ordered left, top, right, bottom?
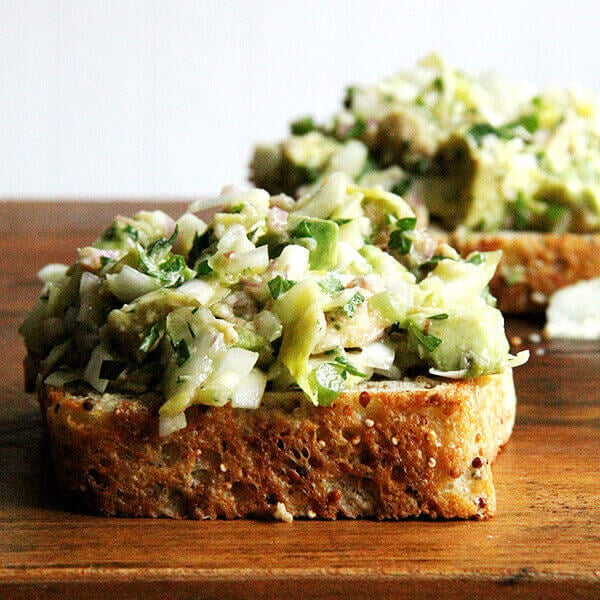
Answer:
535, 347, 546, 356
364, 418, 375, 428
427, 457, 437, 468
274, 502, 294, 523
307, 510, 317, 519
510, 336, 522, 346
528, 332, 542, 343
391, 436, 399, 446
531, 292, 547, 305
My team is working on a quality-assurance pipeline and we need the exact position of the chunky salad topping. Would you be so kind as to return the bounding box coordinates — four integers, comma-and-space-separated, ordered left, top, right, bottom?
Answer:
21, 174, 525, 434
252, 54, 600, 233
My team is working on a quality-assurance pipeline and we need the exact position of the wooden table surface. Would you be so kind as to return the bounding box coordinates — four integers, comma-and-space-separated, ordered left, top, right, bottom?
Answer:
1, 202, 599, 599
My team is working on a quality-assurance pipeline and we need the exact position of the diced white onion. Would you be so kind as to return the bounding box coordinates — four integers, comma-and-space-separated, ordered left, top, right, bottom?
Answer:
231, 368, 267, 409
174, 213, 207, 254
177, 279, 216, 305
159, 412, 187, 437
276, 245, 309, 281
360, 341, 396, 370
44, 369, 81, 387
38, 263, 68, 283
227, 245, 269, 274
187, 196, 225, 214
106, 266, 161, 302
255, 310, 283, 342
507, 350, 530, 368
84, 345, 115, 393
429, 368, 468, 379
216, 224, 255, 254
77, 271, 101, 322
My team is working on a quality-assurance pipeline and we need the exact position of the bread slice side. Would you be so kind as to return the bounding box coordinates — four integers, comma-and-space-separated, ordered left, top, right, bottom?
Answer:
451, 229, 600, 313
38, 370, 516, 520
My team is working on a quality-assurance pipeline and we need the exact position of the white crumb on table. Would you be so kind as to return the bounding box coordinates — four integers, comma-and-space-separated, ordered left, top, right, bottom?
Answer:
274, 502, 294, 523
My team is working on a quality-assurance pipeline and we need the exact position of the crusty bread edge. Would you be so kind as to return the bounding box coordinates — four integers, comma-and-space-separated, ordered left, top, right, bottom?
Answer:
451, 229, 600, 313
37, 370, 516, 521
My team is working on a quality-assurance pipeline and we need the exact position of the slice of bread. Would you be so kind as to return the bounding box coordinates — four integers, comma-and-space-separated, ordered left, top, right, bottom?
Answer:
452, 229, 600, 313
38, 369, 516, 520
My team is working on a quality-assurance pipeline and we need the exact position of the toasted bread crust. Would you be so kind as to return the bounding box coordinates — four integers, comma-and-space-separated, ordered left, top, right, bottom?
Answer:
452, 230, 600, 313
38, 371, 515, 520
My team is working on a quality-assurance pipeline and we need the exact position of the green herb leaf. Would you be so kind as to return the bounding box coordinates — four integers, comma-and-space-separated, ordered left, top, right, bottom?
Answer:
342, 291, 365, 318
333, 356, 367, 378
174, 339, 191, 367
99, 359, 126, 380
188, 229, 211, 267
123, 224, 139, 241
343, 86, 357, 109
428, 313, 449, 320
196, 260, 213, 276
391, 177, 413, 197
268, 275, 296, 300
344, 117, 367, 140
230, 203, 244, 214
290, 116, 316, 136
408, 322, 442, 352
512, 191, 529, 230
432, 76, 444, 92
466, 253, 485, 265
139, 323, 161, 353
396, 217, 417, 232
426, 255, 455, 266
295, 164, 320, 184
318, 272, 344, 296
333, 218, 353, 226
389, 230, 412, 255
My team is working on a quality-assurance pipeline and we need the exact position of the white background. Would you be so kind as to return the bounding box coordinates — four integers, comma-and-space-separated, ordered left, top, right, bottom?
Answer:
2, 0, 600, 198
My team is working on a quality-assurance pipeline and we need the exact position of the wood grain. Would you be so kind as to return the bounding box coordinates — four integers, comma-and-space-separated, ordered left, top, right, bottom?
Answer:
1, 202, 599, 599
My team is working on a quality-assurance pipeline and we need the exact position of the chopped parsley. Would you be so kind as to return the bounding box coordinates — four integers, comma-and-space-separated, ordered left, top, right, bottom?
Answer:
389, 217, 417, 255
408, 322, 443, 352
139, 323, 161, 353
268, 275, 296, 300
290, 116, 317, 136
428, 313, 449, 320
318, 273, 344, 296
196, 260, 213, 277
342, 292, 365, 318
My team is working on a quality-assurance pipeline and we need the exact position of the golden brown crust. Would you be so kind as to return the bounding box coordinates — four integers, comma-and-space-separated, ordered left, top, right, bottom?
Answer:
452, 230, 600, 313
38, 371, 515, 520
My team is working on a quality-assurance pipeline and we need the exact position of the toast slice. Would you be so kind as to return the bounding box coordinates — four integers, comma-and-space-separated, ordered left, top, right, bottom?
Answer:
39, 370, 515, 521
451, 229, 600, 313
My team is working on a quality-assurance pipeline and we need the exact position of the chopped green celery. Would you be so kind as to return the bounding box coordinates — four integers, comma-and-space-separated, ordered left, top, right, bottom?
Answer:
274, 280, 325, 404
236, 328, 267, 351
310, 362, 345, 406
368, 291, 407, 326
160, 307, 228, 415
291, 218, 339, 270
